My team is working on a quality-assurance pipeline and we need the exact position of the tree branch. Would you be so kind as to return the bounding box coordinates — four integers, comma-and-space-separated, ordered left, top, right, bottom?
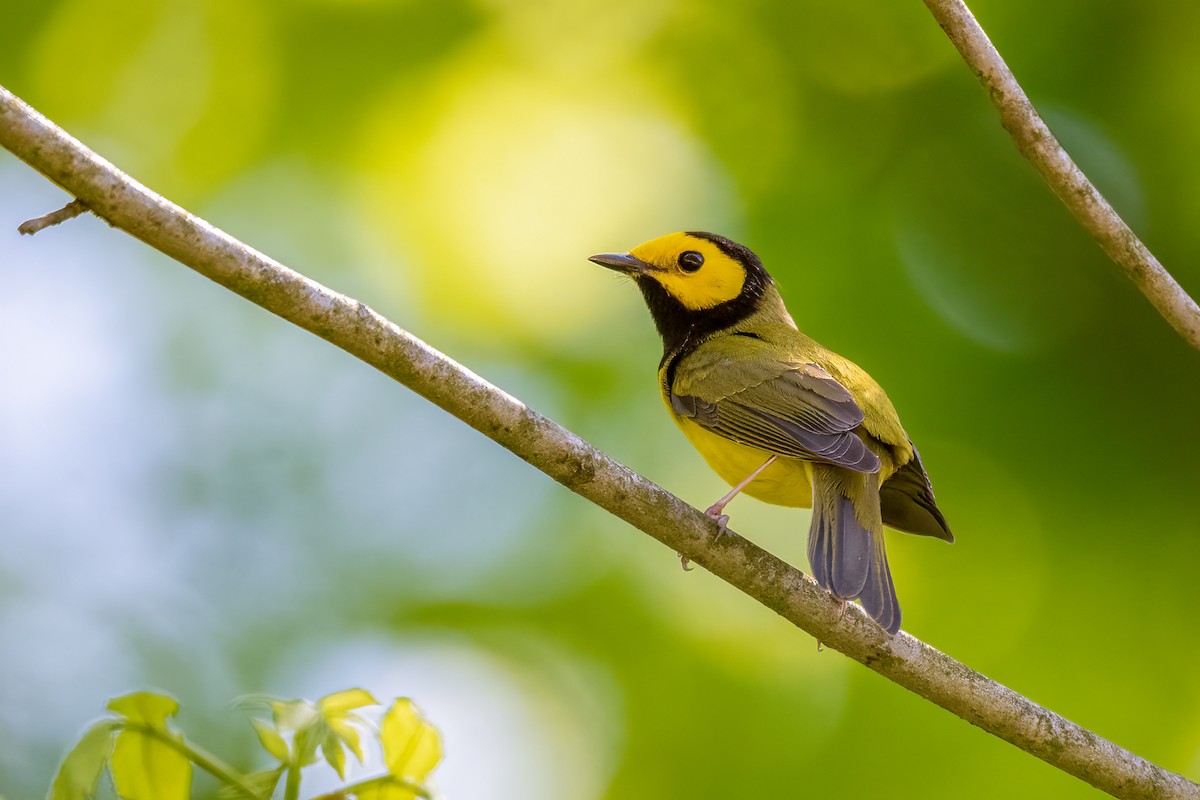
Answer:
1, 85, 1196, 800
922, 0, 1200, 352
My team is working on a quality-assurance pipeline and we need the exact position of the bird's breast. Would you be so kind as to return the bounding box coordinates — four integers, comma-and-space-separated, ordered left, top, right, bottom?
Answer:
658, 357, 813, 508
671, 414, 814, 509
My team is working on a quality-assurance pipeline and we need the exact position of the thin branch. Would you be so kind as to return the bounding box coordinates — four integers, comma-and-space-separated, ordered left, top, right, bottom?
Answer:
1, 85, 1196, 800
923, 0, 1200, 352
18, 197, 88, 235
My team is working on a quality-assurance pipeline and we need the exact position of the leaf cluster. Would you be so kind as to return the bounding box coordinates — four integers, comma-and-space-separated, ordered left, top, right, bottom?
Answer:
48, 689, 442, 800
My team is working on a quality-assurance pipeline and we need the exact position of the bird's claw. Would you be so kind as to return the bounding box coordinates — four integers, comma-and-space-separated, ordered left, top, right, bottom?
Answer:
681, 507, 732, 571
704, 506, 731, 536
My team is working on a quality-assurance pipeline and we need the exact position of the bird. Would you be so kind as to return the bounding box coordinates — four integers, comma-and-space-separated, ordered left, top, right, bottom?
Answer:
589, 231, 952, 635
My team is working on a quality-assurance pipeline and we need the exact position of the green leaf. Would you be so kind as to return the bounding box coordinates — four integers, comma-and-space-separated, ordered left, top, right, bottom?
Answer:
326, 715, 366, 762
110, 728, 192, 800
216, 768, 283, 800
292, 725, 325, 767
47, 720, 118, 800
321, 729, 346, 779
354, 779, 418, 800
270, 698, 319, 733
317, 689, 374, 765
232, 694, 279, 712
250, 718, 289, 763
379, 699, 442, 783
318, 689, 377, 716
107, 692, 179, 728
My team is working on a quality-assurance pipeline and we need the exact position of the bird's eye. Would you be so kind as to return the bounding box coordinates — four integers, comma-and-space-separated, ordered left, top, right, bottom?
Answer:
678, 251, 704, 272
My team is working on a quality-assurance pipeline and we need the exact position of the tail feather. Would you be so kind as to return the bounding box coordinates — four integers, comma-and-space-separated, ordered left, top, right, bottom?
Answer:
808, 466, 901, 635
858, 541, 901, 635
808, 510, 834, 591
832, 495, 871, 598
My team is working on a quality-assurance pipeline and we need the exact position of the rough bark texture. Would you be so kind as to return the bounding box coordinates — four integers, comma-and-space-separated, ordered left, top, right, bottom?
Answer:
2, 84, 1197, 800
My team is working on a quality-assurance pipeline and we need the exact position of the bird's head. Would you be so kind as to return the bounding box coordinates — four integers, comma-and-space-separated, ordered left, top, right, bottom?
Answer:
589, 231, 780, 351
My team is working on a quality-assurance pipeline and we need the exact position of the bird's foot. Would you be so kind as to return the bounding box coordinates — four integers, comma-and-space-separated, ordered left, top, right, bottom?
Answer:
704, 505, 731, 536
837, 598, 848, 622
682, 505, 732, 571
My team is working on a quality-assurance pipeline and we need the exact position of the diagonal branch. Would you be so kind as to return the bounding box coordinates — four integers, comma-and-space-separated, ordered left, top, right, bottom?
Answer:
1, 85, 1196, 800
923, 0, 1200, 352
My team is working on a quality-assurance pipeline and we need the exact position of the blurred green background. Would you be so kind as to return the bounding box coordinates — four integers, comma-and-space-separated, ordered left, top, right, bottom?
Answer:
2, 0, 1199, 797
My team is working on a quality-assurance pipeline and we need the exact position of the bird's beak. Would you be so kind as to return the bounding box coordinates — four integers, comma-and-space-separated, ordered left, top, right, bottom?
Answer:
588, 253, 661, 275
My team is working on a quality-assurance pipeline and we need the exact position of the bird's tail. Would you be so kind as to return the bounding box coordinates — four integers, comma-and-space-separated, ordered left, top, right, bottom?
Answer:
808, 465, 901, 635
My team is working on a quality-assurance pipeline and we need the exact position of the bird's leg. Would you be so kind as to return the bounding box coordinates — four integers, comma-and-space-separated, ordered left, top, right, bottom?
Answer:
705, 455, 778, 534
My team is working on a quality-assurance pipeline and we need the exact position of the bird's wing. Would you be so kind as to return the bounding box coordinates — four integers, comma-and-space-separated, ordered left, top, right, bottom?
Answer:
879, 445, 953, 541
670, 349, 881, 473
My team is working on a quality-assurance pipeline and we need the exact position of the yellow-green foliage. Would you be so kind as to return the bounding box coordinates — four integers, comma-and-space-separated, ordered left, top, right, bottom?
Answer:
48, 690, 442, 800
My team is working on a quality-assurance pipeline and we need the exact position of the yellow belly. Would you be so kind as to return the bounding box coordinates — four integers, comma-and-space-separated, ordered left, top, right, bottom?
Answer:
676, 417, 813, 508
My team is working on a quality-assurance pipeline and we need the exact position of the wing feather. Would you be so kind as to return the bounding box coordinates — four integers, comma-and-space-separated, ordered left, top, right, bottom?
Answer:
672, 353, 880, 473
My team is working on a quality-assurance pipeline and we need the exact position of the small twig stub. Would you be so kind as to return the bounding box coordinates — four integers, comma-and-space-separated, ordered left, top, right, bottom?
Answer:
18, 197, 88, 235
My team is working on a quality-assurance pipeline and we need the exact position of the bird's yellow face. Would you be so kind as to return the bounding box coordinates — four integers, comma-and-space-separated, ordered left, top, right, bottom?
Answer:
631, 232, 749, 310
590, 231, 775, 354
596, 232, 750, 311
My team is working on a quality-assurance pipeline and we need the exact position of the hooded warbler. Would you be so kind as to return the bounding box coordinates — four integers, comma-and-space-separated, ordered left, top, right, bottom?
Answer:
589, 231, 952, 635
